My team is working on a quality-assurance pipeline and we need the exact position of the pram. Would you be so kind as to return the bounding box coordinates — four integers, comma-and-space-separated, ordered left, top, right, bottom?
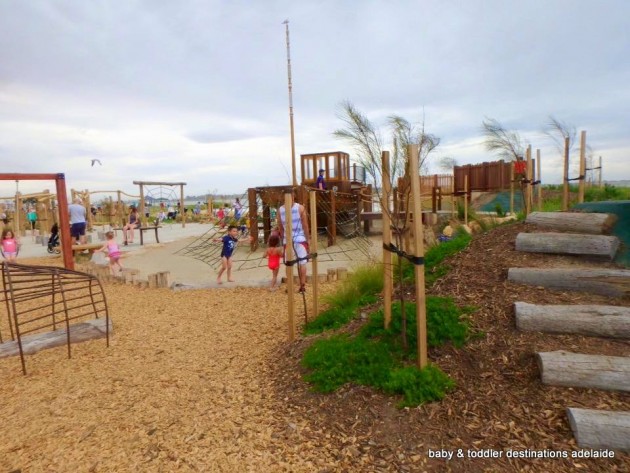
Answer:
47, 223, 61, 254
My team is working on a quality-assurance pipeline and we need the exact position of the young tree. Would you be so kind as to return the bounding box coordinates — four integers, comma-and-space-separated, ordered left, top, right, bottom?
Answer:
334, 101, 440, 352
438, 156, 458, 173
482, 117, 524, 161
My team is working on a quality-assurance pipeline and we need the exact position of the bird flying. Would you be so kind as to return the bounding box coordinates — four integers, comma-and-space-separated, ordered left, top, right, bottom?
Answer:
91, 159, 102, 167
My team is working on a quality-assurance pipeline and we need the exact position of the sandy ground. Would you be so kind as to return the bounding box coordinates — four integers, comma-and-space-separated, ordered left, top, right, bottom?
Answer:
19, 223, 380, 288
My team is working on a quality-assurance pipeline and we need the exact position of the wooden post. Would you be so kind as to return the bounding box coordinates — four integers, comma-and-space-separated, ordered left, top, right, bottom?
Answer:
381, 151, 393, 329
525, 145, 532, 216
330, 189, 337, 246
85, 189, 93, 232
42, 192, 50, 236
14, 190, 21, 235
309, 190, 319, 319
509, 162, 514, 215
578, 130, 586, 203
407, 144, 427, 369
562, 136, 570, 211
536, 149, 542, 211
284, 191, 296, 341
55, 174, 74, 270
139, 183, 145, 226
248, 188, 258, 251
598, 156, 603, 188
464, 175, 468, 226
180, 184, 186, 228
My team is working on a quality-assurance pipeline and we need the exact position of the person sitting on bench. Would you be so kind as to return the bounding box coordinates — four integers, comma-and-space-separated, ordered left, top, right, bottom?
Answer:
123, 206, 140, 245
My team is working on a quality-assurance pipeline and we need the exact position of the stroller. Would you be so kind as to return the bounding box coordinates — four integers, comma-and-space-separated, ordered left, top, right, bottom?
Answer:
47, 223, 61, 254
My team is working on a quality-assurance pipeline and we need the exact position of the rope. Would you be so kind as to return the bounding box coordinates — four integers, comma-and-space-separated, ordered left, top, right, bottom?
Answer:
382, 242, 424, 266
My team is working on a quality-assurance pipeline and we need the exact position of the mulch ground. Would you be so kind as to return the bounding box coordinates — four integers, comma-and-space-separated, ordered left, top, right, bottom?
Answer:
0, 222, 628, 472
267, 222, 630, 472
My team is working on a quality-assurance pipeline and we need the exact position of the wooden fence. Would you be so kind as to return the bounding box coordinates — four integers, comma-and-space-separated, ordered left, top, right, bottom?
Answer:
454, 159, 536, 193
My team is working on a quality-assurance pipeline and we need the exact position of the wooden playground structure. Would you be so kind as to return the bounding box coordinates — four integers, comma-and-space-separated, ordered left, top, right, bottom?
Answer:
247, 151, 372, 251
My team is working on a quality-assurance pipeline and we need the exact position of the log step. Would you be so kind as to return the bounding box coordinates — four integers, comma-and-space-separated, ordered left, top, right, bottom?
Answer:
508, 267, 630, 298
526, 211, 617, 234
567, 408, 630, 452
515, 302, 630, 338
0, 318, 112, 359
536, 350, 630, 392
515, 232, 619, 259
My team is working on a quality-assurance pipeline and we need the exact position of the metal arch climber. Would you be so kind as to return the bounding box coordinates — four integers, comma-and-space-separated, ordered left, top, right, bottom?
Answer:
144, 185, 179, 205
132, 180, 186, 227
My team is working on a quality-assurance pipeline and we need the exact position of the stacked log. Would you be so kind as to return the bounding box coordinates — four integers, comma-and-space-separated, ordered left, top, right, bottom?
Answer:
515, 302, 630, 338
508, 268, 630, 298
526, 211, 617, 234
515, 232, 619, 259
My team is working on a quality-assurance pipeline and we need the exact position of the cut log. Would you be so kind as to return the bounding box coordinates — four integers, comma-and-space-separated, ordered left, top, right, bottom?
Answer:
526, 211, 617, 234
567, 407, 630, 452
508, 268, 630, 298
0, 318, 112, 359
515, 302, 630, 338
536, 350, 630, 391
515, 232, 619, 259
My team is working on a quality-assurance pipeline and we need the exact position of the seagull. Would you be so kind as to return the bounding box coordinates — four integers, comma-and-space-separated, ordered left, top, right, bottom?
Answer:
91, 159, 102, 167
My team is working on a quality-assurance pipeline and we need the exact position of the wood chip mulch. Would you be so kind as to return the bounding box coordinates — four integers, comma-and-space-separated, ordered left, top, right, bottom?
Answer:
1, 222, 629, 472
266, 222, 630, 472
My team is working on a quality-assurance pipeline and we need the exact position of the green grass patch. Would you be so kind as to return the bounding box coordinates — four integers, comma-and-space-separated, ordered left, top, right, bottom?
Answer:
398, 230, 472, 285
304, 264, 383, 335
302, 295, 471, 407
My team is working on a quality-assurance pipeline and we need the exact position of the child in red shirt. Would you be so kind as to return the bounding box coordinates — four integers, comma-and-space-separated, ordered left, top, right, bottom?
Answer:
266, 232, 283, 291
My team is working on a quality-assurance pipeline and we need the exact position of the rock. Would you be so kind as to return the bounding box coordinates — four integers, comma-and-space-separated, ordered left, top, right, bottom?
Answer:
442, 225, 454, 237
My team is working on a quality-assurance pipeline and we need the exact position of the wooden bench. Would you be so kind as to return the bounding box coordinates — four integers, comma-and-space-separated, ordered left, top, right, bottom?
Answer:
111, 226, 162, 245
70, 243, 103, 262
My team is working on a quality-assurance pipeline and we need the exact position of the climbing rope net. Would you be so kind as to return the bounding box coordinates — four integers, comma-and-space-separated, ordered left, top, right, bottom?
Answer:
176, 188, 374, 271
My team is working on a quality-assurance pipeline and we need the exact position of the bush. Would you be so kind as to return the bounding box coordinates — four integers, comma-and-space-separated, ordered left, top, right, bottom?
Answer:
361, 297, 472, 353
304, 264, 383, 335
398, 230, 472, 285
301, 296, 470, 406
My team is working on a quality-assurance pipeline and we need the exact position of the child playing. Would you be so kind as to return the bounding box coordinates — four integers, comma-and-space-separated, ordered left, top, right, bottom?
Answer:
96, 231, 123, 275
266, 232, 283, 290
1, 229, 19, 262
217, 225, 239, 284
217, 206, 225, 228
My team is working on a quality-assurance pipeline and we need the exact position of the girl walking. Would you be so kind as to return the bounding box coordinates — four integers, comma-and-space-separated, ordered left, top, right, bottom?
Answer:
96, 231, 124, 275
266, 232, 283, 290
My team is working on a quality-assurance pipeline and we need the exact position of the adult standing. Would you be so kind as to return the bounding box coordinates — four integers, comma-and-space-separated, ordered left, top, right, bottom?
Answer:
316, 169, 326, 190
277, 190, 310, 293
68, 197, 87, 245
233, 198, 243, 220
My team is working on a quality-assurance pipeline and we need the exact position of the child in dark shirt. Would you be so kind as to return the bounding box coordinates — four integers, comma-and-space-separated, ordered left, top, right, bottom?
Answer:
217, 225, 239, 284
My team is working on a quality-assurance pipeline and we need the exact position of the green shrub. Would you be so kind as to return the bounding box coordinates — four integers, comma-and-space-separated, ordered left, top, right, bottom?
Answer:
398, 230, 471, 285
302, 299, 466, 406
362, 297, 471, 352
494, 203, 505, 217
385, 365, 456, 407
302, 334, 394, 392
585, 184, 629, 202
304, 264, 383, 334
303, 306, 357, 335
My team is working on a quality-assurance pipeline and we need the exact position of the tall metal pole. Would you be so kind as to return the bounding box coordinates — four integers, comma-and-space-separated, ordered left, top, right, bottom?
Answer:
283, 20, 298, 187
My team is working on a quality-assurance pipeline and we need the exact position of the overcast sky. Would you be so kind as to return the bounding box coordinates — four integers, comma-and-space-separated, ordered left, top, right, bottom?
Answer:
1, 0, 628, 198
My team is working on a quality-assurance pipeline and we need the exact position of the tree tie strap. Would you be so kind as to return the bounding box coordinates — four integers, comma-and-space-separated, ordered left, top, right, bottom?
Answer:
566, 175, 585, 182
382, 242, 424, 266
285, 252, 317, 267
